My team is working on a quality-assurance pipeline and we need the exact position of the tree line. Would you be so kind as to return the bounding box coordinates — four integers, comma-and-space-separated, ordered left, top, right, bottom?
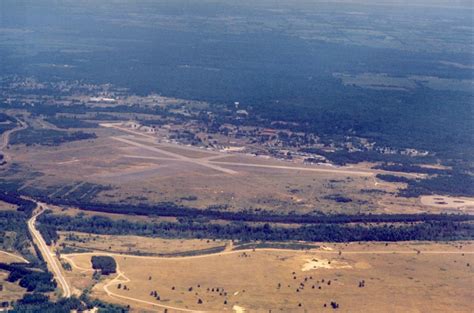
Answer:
39, 213, 474, 243
0, 263, 56, 293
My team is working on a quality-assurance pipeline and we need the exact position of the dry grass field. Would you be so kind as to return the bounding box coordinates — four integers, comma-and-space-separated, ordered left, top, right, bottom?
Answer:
62, 241, 474, 313
0, 200, 16, 212
6, 123, 463, 215
420, 196, 474, 214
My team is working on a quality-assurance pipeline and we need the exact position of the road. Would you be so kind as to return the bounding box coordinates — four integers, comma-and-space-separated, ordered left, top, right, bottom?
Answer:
63, 247, 474, 264
28, 204, 72, 298
0, 250, 29, 263
1, 118, 71, 297
0, 119, 27, 163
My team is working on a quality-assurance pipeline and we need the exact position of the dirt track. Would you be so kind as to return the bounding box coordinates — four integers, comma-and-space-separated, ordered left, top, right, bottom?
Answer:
0, 250, 29, 263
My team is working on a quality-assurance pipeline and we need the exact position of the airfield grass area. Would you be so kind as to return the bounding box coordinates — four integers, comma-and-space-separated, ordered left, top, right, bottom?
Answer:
63, 241, 474, 313
7, 124, 471, 215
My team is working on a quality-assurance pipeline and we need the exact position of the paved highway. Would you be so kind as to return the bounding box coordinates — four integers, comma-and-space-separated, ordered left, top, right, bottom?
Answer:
28, 204, 72, 298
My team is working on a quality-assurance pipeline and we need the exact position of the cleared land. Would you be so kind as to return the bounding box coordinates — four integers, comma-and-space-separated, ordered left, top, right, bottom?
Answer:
63, 241, 474, 313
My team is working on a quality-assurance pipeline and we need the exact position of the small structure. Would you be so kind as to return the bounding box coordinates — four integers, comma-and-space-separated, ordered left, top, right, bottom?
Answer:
236, 109, 249, 117
89, 97, 116, 103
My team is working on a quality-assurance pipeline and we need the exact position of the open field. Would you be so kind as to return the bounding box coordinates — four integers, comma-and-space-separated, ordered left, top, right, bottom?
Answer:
6, 122, 467, 215
0, 200, 16, 212
63, 241, 474, 313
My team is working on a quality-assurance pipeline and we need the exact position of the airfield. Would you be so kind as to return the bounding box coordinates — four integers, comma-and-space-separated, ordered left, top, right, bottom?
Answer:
7, 122, 469, 215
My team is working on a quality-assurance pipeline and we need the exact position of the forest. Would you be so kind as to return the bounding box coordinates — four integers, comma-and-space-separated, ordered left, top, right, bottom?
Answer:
377, 173, 474, 197
44, 117, 98, 129
9, 128, 96, 146
0, 263, 56, 292
10, 293, 128, 313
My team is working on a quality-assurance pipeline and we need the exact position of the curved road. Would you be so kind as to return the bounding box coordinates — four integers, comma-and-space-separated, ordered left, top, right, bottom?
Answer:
0, 117, 71, 296
28, 204, 71, 298
0, 119, 27, 164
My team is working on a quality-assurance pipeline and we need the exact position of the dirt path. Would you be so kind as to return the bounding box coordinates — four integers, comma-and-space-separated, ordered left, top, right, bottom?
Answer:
103, 264, 207, 313
28, 204, 72, 298
0, 250, 29, 263
63, 255, 208, 312
63, 246, 474, 263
